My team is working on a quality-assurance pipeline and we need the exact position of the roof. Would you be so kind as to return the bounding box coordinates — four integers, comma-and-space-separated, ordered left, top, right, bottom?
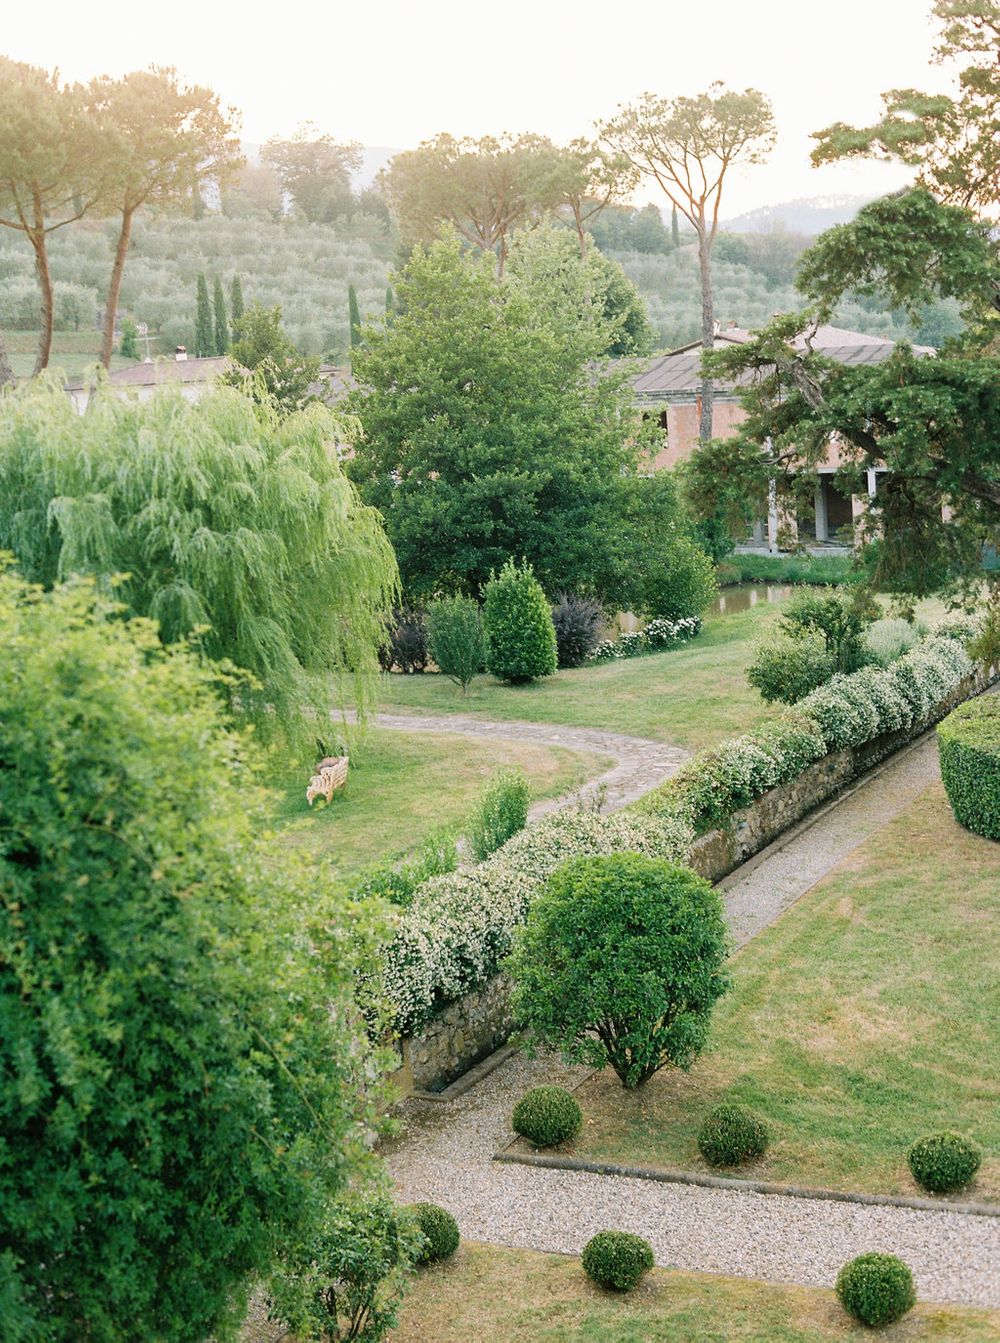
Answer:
317, 364, 357, 401
109, 356, 231, 387
633, 323, 934, 401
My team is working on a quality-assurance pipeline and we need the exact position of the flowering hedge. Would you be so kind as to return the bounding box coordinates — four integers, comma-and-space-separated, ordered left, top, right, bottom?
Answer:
590, 616, 701, 663
380, 615, 981, 1034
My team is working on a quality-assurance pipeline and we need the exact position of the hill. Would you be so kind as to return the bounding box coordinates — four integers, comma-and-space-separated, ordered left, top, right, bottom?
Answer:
722, 194, 877, 235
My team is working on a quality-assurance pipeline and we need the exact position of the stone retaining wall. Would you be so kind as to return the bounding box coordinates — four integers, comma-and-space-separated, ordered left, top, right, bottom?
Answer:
394, 667, 994, 1097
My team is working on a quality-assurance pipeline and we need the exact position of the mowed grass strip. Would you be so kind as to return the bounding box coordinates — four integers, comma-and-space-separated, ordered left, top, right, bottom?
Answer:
559, 784, 999, 1201
379, 603, 787, 751
392, 1242, 1000, 1342
264, 727, 607, 885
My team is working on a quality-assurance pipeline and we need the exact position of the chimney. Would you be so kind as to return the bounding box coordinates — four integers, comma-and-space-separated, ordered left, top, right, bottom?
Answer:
175, 346, 188, 362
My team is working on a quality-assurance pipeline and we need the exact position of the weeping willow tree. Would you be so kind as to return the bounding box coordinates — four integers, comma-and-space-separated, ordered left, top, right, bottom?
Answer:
0, 376, 398, 746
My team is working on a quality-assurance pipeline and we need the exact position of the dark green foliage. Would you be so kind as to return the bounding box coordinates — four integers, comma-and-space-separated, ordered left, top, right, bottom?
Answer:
748, 634, 836, 705
581, 1231, 655, 1292
427, 595, 485, 692
511, 1086, 582, 1148
230, 272, 244, 322
194, 271, 212, 356
641, 535, 718, 622
212, 273, 228, 354
908, 1132, 982, 1194
551, 593, 604, 668
721, 553, 857, 587
379, 607, 428, 674
938, 696, 1000, 839
780, 589, 879, 672
510, 854, 730, 1089
467, 767, 531, 861
697, 1104, 770, 1167
835, 1253, 916, 1328
221, 302, 323, 414
118, 315, 138, 359
385, 284, 394, 317
0, 379, 397, 746
410, 1204, 459, 1265
349, 282, 362, 348
351, 830, 458, 909
589, 202, 673, 254
268, 1191, 421, 1343
0, 570, 384, 1343
482, 560, 558, 684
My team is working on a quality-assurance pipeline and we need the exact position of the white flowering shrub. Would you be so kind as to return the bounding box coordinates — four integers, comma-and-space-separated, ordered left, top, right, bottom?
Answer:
586, 616, 701, 663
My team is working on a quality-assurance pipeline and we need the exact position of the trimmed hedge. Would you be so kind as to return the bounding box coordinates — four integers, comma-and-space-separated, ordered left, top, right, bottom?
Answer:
908, 1132, 982, 1194
581, 1231, 655, 1292
835, 1253, 915, 1327
938, 695, 1000, 840
512, 1086, 582, 1147
379, 616, 983, 1034
697, 1104, 769, 1168
410, 1203, 459, 1264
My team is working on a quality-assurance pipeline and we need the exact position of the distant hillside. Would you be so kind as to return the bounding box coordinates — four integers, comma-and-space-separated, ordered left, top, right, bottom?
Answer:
723, 195, 877, 235
242, 142, 401, 188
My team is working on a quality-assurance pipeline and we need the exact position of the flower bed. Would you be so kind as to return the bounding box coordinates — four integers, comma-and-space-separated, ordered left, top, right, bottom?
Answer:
589, 616, 701, 663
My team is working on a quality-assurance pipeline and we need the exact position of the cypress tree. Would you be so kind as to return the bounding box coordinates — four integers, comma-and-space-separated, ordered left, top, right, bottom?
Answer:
230, 274, 244, 325
385, 285, 395, 319
348, 284, 362, 348
213, 275, 229, 355
671, 205, 680, 250
195, 274, 213, 357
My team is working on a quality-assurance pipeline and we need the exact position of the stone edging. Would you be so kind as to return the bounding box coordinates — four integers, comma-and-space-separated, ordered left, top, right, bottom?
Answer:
411, 1043, 521, 1103
492, 1148, 1000, 1220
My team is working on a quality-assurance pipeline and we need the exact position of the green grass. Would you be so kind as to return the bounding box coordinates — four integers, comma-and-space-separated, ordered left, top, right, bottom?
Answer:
4, 329, 136, 379
391, 1243, 1000, 1342
380, 604, 790, 751
262, 727, 606, 886
553, 784, 999, 1200
722, 552, 858, 587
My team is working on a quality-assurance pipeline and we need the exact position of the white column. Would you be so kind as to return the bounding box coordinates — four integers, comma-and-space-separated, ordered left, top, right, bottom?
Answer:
767, 479, 779, 554
814, 478, 829, 543
867, 468, 877, 498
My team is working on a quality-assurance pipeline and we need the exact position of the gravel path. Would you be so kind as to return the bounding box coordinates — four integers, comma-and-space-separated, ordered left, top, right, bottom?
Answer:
361, 710, 690, 815
384, 726, 1000, 1308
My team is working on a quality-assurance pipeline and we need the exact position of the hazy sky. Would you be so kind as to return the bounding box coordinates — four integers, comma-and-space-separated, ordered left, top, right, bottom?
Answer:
7, 0, 951, 215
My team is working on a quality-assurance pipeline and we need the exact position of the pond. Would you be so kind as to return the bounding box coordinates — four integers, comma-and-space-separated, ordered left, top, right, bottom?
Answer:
607, 584, 793, 637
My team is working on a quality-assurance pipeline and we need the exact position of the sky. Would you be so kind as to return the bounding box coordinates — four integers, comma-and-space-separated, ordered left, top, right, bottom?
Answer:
5, 0, 952, 215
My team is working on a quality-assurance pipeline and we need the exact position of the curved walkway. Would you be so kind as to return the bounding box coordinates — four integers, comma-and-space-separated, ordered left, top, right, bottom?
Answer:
365, 710, 690, 815
384, 730, 1000, 1308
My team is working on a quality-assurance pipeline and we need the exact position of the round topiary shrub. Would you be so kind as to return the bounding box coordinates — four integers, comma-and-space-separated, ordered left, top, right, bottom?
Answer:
482, 559, 558, 684
581, 1230, 654, 1292
409, 1202, 459, 1264
908, 1132, 982, 1194
697, 1104, 770, 1168
512, 1085, 582, 1148
937, 696, 1000, 840
835, 1252, 916, 1327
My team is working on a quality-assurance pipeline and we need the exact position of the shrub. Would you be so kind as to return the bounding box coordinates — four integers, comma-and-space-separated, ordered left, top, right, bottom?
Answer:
427, 596, 485, 691
779, 589, 878, 673
863, 617, 924, 667
352, 829, 459, 907
467, 767, 531, 861
835, 1253, 916, 1327
697, 1104, 770, 1167
908, 1133, 982, 1194
726, 553, 856, 586
410, 1203, 459, 1264
641, 535, 718, 622
482, 559, 557, 683
938, 695, 1000, 840
581, 1231, 654, 1292
0, 571, 382, 1342
379, 606, 428, 673
552, 593, 604, 668
512, 1086, 582, 1147
510, 853, 730, 1089
747, 633, 835, 704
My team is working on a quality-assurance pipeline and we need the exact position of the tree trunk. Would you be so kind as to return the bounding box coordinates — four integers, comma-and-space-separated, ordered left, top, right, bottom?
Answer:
697, 230, 715, 444
101, 207, 134, 369
30, 230, 55, 376
0, 332, 13, 388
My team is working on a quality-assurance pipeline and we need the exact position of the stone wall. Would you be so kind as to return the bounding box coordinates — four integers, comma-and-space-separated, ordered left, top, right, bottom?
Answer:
393, 667, 995, 1097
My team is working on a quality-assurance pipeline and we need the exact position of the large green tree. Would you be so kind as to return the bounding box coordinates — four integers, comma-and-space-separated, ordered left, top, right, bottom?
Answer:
222, 302, 324, 415
262, 123, 360, 223
0, 379, 397, 743
601, 85, 776, 441
0, 568, 387, 1341
346, 234, 642, 601
86, 67, 242, 367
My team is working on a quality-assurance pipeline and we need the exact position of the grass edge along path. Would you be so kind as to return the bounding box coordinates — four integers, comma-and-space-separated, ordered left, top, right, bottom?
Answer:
392, 1242, 1000, 1342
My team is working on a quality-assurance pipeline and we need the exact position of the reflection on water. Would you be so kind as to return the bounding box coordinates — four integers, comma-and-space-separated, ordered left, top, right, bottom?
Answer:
607, 585, 793, 638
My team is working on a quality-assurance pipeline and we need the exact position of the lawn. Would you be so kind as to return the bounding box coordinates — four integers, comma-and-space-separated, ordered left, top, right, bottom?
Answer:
392, 1243, 1000, 1342
533, 783, 999, 1201
380, 602, 790, 751
4, 329, 136, 379
263, 727, 606, 886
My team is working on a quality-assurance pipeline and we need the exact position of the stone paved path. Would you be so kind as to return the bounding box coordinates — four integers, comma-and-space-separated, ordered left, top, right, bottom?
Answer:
362, 710, 690, 816
385, 726, 1000, 1308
